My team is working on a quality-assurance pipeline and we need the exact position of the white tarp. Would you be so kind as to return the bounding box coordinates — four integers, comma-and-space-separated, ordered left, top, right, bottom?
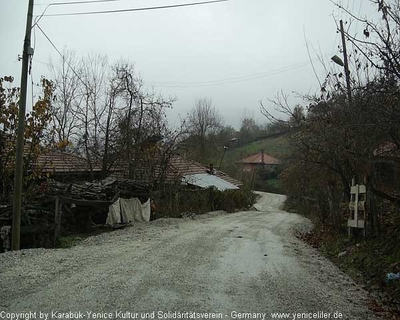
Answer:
106, 198, 122, 225
106, 198, 150, 226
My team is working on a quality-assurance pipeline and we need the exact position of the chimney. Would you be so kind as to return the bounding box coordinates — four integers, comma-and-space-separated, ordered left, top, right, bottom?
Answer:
261, 150, 264, 164
209, 163, 214, 174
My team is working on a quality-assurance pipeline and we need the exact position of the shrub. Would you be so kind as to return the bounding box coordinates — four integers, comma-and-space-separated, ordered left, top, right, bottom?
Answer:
212, 187, 256, 213
154, 186, 257, 218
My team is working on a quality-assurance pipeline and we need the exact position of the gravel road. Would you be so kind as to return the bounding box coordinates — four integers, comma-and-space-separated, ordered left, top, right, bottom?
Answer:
0, 192, 379, 320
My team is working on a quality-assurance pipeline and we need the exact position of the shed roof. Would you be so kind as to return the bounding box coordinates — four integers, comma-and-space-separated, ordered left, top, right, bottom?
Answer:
183, 173, 239, 191
169, 155, 242, 187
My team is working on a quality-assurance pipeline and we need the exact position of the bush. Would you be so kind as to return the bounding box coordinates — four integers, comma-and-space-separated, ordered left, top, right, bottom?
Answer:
154, 186, 257, 218
212, 187, 257, 213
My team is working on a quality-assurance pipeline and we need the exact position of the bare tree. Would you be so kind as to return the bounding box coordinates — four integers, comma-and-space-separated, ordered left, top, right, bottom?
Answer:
187, 98, 222, 162
112, 61, 175, 182
238, 110, 261, 145
74, 53, 109, 178
48, 53, 179, 185
48, 49, 83, 150
98, 63, 126, 177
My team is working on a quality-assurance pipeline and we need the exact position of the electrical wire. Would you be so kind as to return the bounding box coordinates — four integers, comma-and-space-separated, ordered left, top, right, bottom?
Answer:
151, 61, 310, 85
36, 23, 102, 103
35, 0, 124, 6
147, 62, 312, 88
36, 25, 64, 61
36, 0, 228, 17
34, 17, 315, 90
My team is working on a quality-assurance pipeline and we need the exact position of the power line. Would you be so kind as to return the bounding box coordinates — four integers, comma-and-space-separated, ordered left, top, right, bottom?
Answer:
36, 24, 65, 60
147, 62, 312, 88
33, 23, 315, 90
33, 0, 127, 26
36, 0, 228, 17
35, 0, 123, 6
36, 24, 103, 103
152, 61, 311, 85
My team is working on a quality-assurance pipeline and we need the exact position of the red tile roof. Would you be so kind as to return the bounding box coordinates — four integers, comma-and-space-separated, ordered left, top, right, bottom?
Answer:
239, 153, 280, 165
35, 151, 99, 174
29, 149, 242, 188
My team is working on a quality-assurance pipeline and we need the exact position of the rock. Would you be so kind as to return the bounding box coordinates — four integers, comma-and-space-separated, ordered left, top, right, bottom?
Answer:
338, 251, 347, 257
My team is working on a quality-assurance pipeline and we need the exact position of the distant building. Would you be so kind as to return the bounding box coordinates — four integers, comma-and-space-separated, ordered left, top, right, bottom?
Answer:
238, 150, 280, 172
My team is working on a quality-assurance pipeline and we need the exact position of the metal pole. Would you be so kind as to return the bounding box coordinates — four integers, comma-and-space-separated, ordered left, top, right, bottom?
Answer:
218, 146, 227, 170
339, 20, 352, 106
12, 0, 34, 250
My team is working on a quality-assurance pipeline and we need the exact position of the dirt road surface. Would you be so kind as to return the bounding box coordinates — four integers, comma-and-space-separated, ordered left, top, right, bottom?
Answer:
0, 192, 378, 320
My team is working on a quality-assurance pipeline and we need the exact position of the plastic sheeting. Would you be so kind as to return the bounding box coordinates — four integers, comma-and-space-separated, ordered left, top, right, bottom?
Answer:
106, 198, 150, 226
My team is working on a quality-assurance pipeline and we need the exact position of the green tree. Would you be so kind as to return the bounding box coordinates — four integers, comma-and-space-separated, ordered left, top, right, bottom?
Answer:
0, 75, 54, 200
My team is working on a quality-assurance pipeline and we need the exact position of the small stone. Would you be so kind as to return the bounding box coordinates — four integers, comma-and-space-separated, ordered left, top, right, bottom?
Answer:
338, 251, 347, 257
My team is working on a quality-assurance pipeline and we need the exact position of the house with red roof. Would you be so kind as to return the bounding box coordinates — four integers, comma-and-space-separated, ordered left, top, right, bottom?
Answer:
238, 150, 280, 173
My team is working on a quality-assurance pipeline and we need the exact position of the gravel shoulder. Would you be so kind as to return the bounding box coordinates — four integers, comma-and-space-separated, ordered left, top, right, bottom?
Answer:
0, 192, 379, 319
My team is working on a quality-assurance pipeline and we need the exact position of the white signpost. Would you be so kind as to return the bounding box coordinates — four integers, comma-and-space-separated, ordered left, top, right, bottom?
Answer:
348, 182, 366, 236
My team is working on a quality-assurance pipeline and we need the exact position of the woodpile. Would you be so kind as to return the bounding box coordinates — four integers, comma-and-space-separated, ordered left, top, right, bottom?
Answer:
45, 178, 149, 201
0, 178, 151, 251
0, 204, 12, 225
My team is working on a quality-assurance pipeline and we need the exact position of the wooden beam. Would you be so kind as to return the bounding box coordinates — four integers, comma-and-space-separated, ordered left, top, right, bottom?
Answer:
54, 196, 62, 246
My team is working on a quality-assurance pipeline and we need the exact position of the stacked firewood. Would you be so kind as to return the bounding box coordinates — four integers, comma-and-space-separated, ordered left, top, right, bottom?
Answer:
0, 204, 12, 224
0, 178, 150, 233
45, 178, 149, 201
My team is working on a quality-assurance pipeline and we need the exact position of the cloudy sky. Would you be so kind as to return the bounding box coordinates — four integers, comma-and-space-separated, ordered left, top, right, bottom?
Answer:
1, 0, 378, 128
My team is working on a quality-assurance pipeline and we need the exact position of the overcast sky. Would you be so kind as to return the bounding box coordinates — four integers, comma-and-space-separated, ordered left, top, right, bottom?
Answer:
0, 0, 378, 129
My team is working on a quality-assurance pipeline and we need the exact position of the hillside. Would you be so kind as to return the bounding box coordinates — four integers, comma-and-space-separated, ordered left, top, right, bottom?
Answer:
218, 132, 291, 180
227, 133, 290, 161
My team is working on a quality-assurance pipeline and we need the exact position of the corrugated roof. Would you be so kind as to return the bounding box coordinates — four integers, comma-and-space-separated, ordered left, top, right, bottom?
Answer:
169, 155, 242, 187
183, 173, 239, 191
239, 153, 280, 165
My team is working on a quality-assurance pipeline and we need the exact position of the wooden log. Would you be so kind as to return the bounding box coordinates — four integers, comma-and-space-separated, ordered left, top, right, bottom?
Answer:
59, 196, 114, 208
53, 196, 62, 246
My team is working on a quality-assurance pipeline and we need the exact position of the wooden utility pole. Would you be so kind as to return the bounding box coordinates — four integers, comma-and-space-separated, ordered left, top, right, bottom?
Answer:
339, 19, 352, 106
12, 0, 35, 250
